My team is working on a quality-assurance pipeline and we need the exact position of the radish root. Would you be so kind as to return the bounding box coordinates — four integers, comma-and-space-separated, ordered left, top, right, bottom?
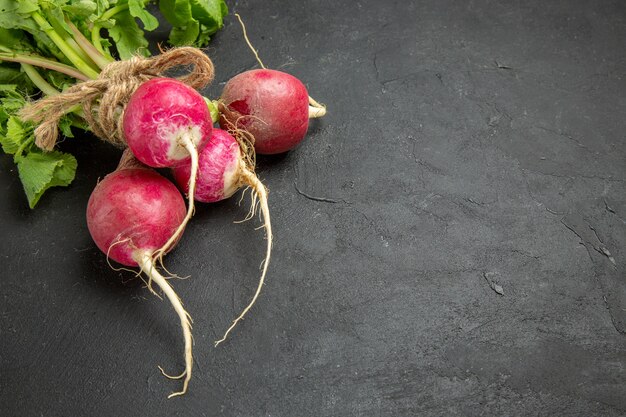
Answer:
214, 167, 273, 347
155, 132, 199, 265
158, 366, 186, 380
235, 14, 266, 69
137, 252, 193, 398
308, 96, 326, 118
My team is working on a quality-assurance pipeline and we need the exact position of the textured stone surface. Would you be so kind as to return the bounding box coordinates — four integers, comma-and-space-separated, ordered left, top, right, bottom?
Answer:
1, 0, 625, 416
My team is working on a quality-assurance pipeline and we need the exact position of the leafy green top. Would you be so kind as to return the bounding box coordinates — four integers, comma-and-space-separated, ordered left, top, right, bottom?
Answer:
0, 0, 228, 208
0, 85, 78, 208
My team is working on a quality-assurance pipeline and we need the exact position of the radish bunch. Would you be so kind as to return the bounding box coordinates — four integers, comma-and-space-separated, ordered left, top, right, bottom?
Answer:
81, 65, 325, 396
2, 4, 326, 397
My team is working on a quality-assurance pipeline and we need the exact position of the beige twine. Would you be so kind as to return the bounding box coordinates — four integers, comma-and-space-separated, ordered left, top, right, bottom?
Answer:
19, 47, 215, 151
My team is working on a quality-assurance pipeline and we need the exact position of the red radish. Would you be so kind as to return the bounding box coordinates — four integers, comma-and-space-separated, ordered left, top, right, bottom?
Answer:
218, 69, 326, 154
87, 150, 193, 398
171, 128, 272, 345
123, 77, 213, 261
172, 128, 242, 203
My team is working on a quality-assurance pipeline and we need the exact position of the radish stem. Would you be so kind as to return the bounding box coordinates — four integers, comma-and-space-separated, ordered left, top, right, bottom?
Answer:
215, 167, 272, 346
136, 252, 192, 398
0, 52, 89, 81
66, 19, 114, 69
31, 12, 100, 79
90, 25, 108, 58
21, 64, 59, 96
43, 11, 100, 72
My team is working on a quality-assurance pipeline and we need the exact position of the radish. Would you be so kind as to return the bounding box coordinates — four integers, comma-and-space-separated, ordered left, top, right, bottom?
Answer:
86, 150, 193, 398
123, 77, 213, 262
218, 68, 326, 154
217, 14, 326, 155
171, 128, 272, 345
172, 128, 249, 203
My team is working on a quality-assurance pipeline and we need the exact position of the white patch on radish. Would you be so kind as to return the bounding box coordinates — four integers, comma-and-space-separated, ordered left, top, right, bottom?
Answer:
157, 121, 203, 162
221, 151, 242, 199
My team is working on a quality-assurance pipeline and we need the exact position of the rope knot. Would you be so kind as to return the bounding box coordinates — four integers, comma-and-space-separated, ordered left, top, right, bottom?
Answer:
19, 47, 215, 151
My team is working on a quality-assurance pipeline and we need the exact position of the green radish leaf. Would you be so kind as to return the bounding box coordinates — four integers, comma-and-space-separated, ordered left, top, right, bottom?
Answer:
58, 115, 74, 138
0, 108, 8, 126
93, 0, 111, 15
0, 88, 31, 156
17, 150, 77, 208
192, 0, 228, 46
0, 85, 26, 125
168, 19, 200, 46
190, 0, 226, 34
0, 84, 24, 96
0, 116, 32, 155
0, 28, 36, 53
66, 113, 89, 132
0, 90, 28, 115
159, 0, 227, 47
16, 0, 40, 15
62, 0, 97, 18
159, 0, 198, 46
159, 0, 193, 26
128, 0, 158, 31
0, 88, 78, 208
0, 0, 39, 32
45, 71, 74, 91
196, 24, 211, 47
108, 8, 149, 59
0, 5, 66, 63
0, 65, 31, 86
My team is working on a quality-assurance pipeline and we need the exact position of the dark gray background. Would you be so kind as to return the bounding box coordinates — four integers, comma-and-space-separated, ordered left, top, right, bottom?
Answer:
1, 0, 625, 416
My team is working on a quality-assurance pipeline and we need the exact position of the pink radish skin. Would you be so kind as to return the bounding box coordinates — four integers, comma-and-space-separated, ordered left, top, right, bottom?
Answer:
123, 77, 212, 262
87, 168, 185, 266
172, 129, 241, 203
171, 128, 272, 346
123, 78, 212, 167
219, 69, 313, 155
86, 152, 193, 398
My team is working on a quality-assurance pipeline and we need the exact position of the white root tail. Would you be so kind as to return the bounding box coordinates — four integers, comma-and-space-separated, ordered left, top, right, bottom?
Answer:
214, 168, 273, 347
137, 253, 193, 398
308, 96, 327, 118
235, 13, 266, 70
154, 133, 198, 264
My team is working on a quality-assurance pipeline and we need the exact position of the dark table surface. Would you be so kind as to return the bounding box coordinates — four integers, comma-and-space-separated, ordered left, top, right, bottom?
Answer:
2, 0, 625, 416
